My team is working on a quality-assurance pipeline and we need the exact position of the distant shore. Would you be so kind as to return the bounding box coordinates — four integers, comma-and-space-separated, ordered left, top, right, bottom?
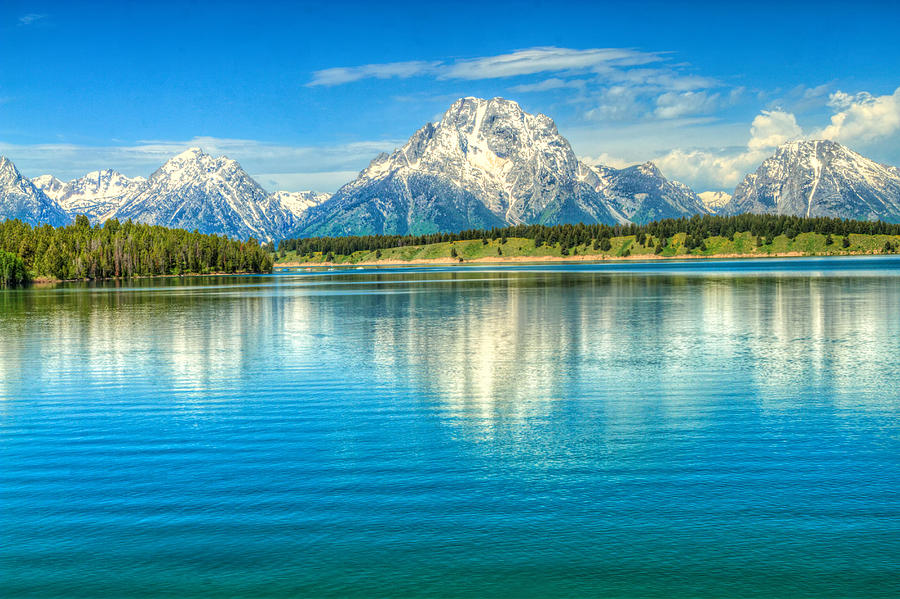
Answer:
274, 250, 885, 269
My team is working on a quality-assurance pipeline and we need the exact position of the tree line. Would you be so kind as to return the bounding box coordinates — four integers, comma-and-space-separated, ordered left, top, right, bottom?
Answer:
0, 215, 273, 285
278, 214, 900, 257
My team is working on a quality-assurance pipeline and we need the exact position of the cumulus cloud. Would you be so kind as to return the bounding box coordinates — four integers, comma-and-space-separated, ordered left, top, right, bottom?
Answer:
308, 46, 662, 86
816, 87, 900, 144
653, 109, 803, 190
747, 110, 802, 151
655, 148, 761, 190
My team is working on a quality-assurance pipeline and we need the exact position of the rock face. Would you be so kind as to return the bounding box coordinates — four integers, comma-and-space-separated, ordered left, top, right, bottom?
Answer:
0, 157, 70, 227
295, 97, 629, 237
580, 161, 708, 224
723, 140, 900, 221
34, 170, 148, 220
111, 148, 298, 241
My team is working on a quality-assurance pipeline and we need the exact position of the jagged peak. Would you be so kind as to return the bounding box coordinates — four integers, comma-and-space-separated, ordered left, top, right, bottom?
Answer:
33, 174, 63, 185
154, 147, 246, 181
173, 146, 207, 159
774, 139, 844, 156
0, 156, 18, 172
631, 161, 662, 177
440, 96, 536, 131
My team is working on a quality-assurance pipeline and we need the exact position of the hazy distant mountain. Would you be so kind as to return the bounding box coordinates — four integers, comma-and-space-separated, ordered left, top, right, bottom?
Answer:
110, 148, 298, 241
580, 161, 708, 224
723, 140, 900, 221
34, 169, 148, 220
698, 191, 732, 213
0, 157, 70, 227
271, 190, 332, 219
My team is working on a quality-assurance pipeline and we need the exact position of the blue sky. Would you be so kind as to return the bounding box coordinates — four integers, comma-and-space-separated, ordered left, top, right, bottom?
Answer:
2, 0, 899, 193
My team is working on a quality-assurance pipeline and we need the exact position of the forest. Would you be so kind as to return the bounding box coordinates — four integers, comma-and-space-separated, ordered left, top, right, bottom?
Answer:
277, 214, 900, 257
0, 216, 273, 286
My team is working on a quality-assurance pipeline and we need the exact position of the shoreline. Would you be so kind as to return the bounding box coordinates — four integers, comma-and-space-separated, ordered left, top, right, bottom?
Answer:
274, 250, 886, 269
28, 270, 269, 284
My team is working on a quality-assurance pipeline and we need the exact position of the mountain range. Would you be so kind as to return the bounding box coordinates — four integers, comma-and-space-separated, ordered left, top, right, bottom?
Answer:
3, 97, 900, 240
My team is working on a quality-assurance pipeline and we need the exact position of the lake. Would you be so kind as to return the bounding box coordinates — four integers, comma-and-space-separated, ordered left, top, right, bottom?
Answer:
2, 257, 899, 597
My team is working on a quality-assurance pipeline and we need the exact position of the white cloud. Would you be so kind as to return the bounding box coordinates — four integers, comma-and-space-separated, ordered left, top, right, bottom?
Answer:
584, 86, 645, 121
655, 148, 761, 190
603, 68, 718, 92
17, 13, 46, 26
747, 110, 802, 151
816, 87, 900, 144
0, 137, 402, 193
308, 46, 662, 86
307, 61, 440, 87
653, 109, 802, 190
440, 47, 661, 80
509, 78, 586, 93
654, 91, 721, 119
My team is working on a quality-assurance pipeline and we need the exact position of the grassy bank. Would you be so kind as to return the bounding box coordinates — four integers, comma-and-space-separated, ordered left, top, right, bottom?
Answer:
276, 231, 900, 266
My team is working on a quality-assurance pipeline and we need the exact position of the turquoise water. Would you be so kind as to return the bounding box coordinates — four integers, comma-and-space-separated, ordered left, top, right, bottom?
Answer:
2, 257, 899, 597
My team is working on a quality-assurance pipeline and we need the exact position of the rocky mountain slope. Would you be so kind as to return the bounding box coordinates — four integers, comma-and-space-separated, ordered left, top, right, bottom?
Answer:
579, 161, 707, 224
723, 140, 900, 221
0, 157, 70, 227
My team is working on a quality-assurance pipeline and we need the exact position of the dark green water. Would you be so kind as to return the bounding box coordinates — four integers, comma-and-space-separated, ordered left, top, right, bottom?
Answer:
1, 258, 899, 597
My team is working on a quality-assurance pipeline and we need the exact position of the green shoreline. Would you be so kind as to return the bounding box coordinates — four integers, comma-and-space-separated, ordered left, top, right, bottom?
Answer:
275, 231, 900, 268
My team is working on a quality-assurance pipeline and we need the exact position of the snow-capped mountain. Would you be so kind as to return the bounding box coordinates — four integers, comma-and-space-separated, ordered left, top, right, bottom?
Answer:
33, 169, 148, 220
110, 148, 297, 241
580, 161, 708, 224
723, 140, 900, 221
271, 190, 331, 219
0, 157, 70, 227
295, 97, 626, 237
699, 191, 732, 212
